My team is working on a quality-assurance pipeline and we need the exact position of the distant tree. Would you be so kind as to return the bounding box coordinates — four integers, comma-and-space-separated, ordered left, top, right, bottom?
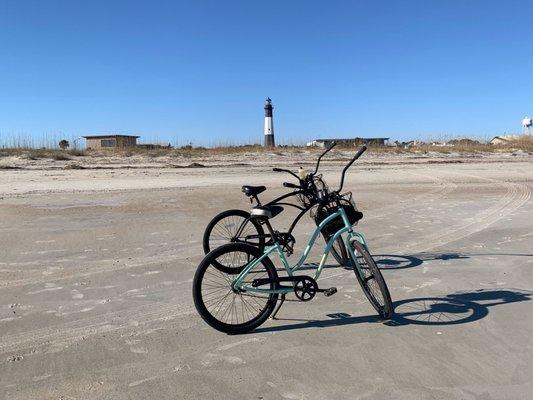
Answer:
58, 139, 70, 150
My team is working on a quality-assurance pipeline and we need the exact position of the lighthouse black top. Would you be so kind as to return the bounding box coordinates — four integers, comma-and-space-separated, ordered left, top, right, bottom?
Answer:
264, 97, 273, 117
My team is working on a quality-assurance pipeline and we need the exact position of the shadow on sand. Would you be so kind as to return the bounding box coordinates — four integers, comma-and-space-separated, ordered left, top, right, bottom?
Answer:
373, 252, 533, 270
277, 252, 533, 273
253, 289, 531, 334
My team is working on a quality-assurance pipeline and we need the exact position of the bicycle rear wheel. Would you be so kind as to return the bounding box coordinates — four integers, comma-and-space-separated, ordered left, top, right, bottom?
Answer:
348, 239, 393, 319
203, 209, 267, 273
203, 209, 265, 255
193, 243, 279, 334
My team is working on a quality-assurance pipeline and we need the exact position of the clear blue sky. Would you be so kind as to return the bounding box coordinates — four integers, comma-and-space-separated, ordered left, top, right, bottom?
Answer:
1, 0, 532, 146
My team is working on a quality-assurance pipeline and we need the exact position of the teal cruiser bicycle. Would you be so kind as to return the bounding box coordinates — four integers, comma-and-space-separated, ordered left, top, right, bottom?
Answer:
192, 145, 393, 334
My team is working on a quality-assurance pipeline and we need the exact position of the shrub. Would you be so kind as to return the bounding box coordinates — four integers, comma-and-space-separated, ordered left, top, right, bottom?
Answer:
53, 153, 71, 161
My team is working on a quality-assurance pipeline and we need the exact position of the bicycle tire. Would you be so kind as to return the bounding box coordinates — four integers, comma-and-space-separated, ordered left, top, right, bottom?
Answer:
193, 243, 279, 334
348, 239, 393, 319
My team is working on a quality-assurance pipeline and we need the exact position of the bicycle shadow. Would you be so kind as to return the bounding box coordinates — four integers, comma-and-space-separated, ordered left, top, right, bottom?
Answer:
373, 252, 533, 270
253, 289, 531, 334
373, 253, 469, 270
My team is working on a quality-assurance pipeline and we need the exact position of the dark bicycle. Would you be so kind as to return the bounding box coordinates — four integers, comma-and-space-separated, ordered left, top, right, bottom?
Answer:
202, 142, 351, 266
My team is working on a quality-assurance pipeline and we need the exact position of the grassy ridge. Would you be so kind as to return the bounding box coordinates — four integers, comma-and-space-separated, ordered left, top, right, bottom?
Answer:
0, 137, 532, 160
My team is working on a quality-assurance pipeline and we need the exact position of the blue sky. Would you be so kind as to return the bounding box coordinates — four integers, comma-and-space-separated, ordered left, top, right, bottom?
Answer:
1, 0, 532, 146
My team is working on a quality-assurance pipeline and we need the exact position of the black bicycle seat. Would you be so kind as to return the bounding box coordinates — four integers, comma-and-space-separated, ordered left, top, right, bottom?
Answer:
241, 185, 266, 197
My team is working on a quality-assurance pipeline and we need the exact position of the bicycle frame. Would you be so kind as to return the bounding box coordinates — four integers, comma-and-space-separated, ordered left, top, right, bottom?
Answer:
233, 189, 312, 242
232, 206, 368, 294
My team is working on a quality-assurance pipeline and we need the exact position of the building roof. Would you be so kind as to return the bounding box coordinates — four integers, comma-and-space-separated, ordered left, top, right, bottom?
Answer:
83, 134, 140, 139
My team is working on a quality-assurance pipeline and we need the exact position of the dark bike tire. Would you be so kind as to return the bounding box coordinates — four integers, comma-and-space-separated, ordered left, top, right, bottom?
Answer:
203, 209, 266, 255
324, 234, 348, 266
348, 239, 393, 319
193, 243, 279, 334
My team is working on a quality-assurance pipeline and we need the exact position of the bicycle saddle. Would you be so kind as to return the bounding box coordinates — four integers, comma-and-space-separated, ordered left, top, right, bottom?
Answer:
241, 185, 266, 197
250, 205, 284, 219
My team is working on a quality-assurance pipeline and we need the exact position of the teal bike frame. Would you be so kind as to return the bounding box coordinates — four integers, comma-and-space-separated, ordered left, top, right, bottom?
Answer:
233, 207, 368, 295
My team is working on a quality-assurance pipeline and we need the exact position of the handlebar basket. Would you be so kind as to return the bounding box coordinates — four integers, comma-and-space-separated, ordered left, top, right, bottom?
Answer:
297, 174, 328, 208
297, 192, 312, 208
312, 192, 362, 236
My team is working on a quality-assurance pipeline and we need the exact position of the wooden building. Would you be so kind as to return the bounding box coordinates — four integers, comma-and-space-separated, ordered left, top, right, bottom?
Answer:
83, 135, 139, 149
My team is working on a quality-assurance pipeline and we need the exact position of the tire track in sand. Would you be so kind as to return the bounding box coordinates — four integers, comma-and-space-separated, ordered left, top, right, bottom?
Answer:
0, 300, 195, 355
365, 170, 458, 221
320, 171, 530, 282
394, 171, 530, 254
0, 245, 200, 289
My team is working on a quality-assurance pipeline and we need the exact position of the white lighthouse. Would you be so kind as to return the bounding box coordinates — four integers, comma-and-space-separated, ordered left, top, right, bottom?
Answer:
264, 97, 275, 147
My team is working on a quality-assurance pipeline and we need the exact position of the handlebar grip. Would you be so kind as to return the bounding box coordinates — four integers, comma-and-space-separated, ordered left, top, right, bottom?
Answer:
313, 140, 337, 175
352, 145, 367, 161
283, 182, 300, 189
273, 168, 282, 172
337, 145, 368, 193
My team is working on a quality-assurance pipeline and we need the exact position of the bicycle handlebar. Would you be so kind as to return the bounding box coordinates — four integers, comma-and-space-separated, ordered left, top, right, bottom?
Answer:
313, 141, 336, 175
273, 167, 300, 181
283, 182, 301, 189
273, 141, 336, 183
337, 145, 367, 193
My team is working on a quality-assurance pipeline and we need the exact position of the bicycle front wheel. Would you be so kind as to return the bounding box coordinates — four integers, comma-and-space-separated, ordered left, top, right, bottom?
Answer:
348, 239, 393, 319
193, 243, 279, 334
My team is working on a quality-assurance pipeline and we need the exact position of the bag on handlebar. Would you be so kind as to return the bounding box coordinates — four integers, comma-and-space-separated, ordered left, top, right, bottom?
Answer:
313, 193, 363, 235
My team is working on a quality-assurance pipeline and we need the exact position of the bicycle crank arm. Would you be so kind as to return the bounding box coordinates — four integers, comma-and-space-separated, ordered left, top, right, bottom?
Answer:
317, 287, 338, 297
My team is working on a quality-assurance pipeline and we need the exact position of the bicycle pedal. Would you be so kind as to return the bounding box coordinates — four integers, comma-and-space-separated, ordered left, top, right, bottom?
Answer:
323, 287, 337, 297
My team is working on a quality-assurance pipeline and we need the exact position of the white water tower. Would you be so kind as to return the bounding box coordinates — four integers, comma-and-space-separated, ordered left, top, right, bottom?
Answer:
523, 116, 532, 134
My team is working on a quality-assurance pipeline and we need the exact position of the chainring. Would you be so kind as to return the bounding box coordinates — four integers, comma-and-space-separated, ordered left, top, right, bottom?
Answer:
294, 277, 318, 301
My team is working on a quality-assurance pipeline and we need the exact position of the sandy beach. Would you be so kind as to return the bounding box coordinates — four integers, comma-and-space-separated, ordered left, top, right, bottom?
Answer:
1, 153, 532, 399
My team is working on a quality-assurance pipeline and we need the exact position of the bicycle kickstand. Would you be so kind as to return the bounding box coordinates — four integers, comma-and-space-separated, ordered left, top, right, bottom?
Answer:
270, 294, 286, 320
